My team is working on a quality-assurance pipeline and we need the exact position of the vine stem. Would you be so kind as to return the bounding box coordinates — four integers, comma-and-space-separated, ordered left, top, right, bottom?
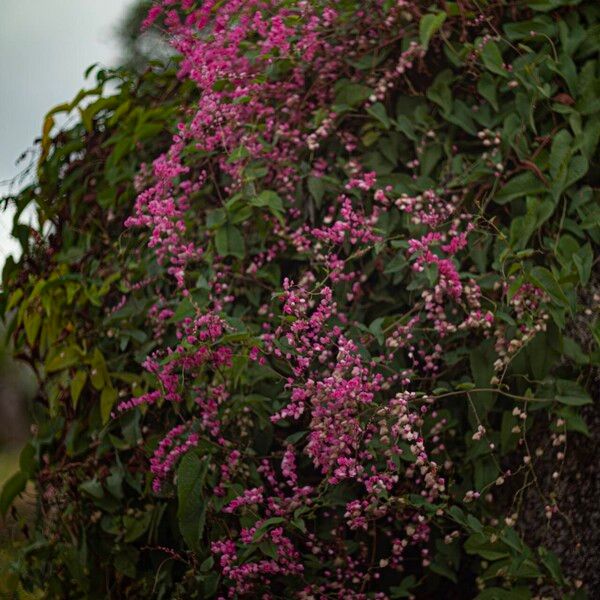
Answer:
432, 388, 553, 403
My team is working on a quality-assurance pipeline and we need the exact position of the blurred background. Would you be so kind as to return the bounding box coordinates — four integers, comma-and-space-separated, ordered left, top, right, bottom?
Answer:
0, 0, 168, 469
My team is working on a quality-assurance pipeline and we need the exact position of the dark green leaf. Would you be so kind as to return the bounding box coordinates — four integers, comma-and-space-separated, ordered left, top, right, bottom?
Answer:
419, 12, 447, 49
0, 471, 26, 516
177, 453, 209, 552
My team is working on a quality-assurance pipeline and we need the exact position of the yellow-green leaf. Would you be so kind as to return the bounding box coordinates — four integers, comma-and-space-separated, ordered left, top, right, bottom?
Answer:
45, 346, 81, 373
24, 311, 42, 346
101, 386, 118, 424
70, 370, 87, 409
419, 12, 447, 49
90, 348, 110, 390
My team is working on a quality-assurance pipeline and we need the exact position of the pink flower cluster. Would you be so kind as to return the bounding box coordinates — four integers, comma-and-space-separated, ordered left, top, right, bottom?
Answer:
118, 1, 551, 596
150, 423, 199, 492
212, 527, 303, 596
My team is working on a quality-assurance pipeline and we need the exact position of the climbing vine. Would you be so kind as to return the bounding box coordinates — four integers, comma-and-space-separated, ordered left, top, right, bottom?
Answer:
2, 1, 599, 598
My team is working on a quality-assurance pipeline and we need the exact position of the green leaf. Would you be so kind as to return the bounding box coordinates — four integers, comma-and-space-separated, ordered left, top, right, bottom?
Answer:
123, 511, 152, 543
104, 466, 123, 499
549, 129, 573, 199
448, 506, 468, 527
504, 18, 556, 41
528, 0, 582, 12
592, 320, 600, 353
494, 172, 546, 204
555, 394, 592, 406
419, 12, 447, 49
215, 223, 245, 259
90, 348, 110, 390
362, 130, 380, 147
477, 73, 498, 111
446, 99, 477, 134
573, 243, 593, 285
456, 382, 476, 391
334, 82, 372, 107
201, 572, 220, 596
206, 208, 227, 229
113, 546, 139, 578
19, 444, 36, 478
227, 145, 250, 163
100, 386, 118, 424
481, 40, 508, 77
0, 471, 26, 516
45, 345, 81, 373
6, 288, 24, 311
526, 331, 553, 380
366, 102, 391, 129
177, 453, 209, 552
200, 556, 214, 572
307, 176, 324, 207
501, 411, 519, 453
564, 155, 588, 191
24, 311, 41, 346
250, 190, 284, 213
429, 556, 458, 583
467, 514, 483, 533
528, 266, 570, 308
259, 539, 279, 559
580, 114, 600, 161
70, 370, 87, 409
469, 339, 496, 415
563, 336, 589, 365
384, 251, 407, 274
390, 575, 417, 599
291, 517, 307, 533
252, 517, 286, 542
538, 547, 565, 585
394, 115, 417, 140
79, 478, 103, 499
555, 407, 590, 436
465, 533, 509, 560
427, 70, 453, 114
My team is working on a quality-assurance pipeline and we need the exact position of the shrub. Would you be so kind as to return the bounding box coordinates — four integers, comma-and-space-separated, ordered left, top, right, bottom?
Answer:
2, 1, 599, 598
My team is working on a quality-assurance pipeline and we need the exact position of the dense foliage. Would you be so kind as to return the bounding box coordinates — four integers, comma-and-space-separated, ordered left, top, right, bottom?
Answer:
2, 1, 599, 598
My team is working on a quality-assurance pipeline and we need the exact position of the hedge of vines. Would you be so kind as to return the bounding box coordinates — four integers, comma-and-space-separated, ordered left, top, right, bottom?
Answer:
2, 1, 599, 598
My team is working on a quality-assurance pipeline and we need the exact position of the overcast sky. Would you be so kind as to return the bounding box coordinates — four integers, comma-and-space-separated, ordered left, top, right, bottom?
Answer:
0, 0, 133, 267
